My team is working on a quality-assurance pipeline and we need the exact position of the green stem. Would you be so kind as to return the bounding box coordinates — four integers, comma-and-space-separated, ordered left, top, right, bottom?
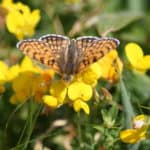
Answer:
22, 99, 34, 150
77, 112, 83, 149
22, 99, 43, 150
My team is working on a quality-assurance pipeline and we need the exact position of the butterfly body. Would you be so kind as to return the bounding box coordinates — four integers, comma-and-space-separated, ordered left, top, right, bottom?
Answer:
58, 39, 79, 79
17, 34, 120, 81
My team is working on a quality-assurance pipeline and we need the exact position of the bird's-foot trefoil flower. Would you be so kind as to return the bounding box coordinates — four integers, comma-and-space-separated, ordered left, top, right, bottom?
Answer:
125, 43, 150, 73
120, 115, 150, 143
1, 0, 41, 39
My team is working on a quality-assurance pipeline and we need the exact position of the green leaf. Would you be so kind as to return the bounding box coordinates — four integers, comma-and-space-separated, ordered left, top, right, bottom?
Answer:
119, 76, 135, 128
97, 12, 143, 35
93, 125, 104, 133
125, 71, 150, 101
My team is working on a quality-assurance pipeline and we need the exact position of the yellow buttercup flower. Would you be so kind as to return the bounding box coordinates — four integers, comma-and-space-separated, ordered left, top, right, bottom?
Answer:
1, 0, 41, 39
98, 50, 123, 83
125, 43, 150, 73
120, 115, 150, 143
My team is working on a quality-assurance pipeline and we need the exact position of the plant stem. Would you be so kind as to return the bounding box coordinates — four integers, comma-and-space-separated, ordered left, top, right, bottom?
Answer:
77, 112, 83, 149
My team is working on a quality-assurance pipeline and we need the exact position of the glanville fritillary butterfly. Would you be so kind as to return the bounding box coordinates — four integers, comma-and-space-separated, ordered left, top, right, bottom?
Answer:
17, 34, 120, 81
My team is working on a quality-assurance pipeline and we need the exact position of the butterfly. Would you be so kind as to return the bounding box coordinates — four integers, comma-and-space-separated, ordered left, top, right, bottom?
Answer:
17, 34, 120, 81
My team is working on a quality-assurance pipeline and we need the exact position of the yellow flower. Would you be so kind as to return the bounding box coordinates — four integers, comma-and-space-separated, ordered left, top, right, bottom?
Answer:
98, 50, 123, 83
11, 72, 36, 102
73, 99, 90, 115
68, 81, 92, 101
78, 63, 101, 86
43, 80, 93, 114
50, 80, 67, 103
10, 56, 54, 103
2, 0, 41, 39
68, 81, 92, 114
43, 80, 67, 107
32, 71, 53, 102
120, 115, 150, 143
125, 43, 150, 73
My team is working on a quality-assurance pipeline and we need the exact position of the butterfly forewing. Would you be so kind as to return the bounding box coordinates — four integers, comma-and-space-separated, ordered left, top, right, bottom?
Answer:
76, 36, 100, 52
39, 34, 70, 50
76, 37, 120, 72
17, 34, 70, 74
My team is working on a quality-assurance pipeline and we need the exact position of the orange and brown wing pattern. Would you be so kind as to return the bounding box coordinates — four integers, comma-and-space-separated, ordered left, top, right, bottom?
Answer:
76, 37, 120, 72
17, 34, 70, 74
76, 36, 99, 52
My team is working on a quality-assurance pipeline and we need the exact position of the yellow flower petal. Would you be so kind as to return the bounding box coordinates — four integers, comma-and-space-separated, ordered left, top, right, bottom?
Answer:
6, 11, 24, 39
81, 63, 101, 86
73, 99, 90, 114
98, 50, 122, 83
29, 10, 41, 28
20, 56, 41, 73
43, 95, 58, 107
6, 64, 20, 81
50, 80, 67, 103
12, 72, 35, 101
120, 127, 147, 144
1, 0, 15, 11
133, 115, 146, 129
137, 55, 150, 71
0, 61, 8, 83
125, 43, 143, 67
68, 81, 92, 101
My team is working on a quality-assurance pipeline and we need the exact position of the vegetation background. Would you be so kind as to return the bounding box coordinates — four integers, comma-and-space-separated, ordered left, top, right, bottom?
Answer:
0, 0, 150, 150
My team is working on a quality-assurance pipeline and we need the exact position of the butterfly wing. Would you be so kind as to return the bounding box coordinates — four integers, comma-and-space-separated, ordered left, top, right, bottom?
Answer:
17, 34, 70, 74
75, 37, 120, 72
